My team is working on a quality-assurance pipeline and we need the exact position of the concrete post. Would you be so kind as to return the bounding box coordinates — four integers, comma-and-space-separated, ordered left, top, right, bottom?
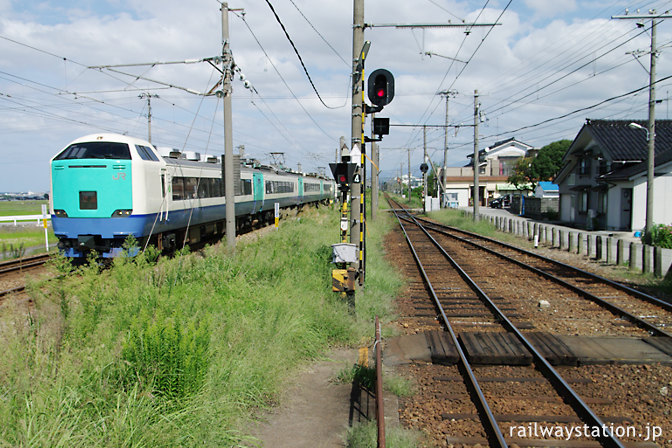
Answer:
617, 239, 625, 265
568, 232, 575, 252
642, 244, 652, 273
606, 237, 614, 264
577, 232, 584, 255
643, 245, 653, 274
629, 242, 638, 271
654, 246, 663, 277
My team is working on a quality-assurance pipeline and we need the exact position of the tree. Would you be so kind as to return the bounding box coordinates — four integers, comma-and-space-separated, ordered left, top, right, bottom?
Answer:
530, 139, 571, 182
507, 139, 571, 190
507, 156, 535, 191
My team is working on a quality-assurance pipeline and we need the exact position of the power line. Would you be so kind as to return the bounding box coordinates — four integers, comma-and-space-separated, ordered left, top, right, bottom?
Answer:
235, 11, 336, 140
263, 0, 344, 110
287, 0, 350, 67
482, 74, 672, 140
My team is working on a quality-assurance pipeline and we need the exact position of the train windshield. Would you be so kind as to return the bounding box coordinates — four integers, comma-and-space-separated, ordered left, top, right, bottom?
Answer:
55, 142, 131, 160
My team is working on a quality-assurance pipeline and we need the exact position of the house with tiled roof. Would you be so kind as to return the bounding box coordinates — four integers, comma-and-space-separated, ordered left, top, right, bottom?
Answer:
441, 138, 535, 207
554, 119, 672, 231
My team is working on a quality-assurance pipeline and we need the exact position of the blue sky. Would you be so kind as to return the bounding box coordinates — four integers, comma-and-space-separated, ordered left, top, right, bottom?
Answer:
1, 0, 671, 191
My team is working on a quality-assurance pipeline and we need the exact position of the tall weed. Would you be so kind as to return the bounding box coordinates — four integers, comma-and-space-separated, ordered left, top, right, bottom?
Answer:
0, 204, 403, 446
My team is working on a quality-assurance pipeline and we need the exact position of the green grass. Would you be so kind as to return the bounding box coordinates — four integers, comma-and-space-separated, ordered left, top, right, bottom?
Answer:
345, 420, 423, 448
0, 227, 57, 260
0, 204, 404, 447
0, 200, 48, 216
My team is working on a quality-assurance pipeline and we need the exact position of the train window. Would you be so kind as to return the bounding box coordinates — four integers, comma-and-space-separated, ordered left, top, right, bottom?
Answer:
136, 145, 160, 162
172, 177, 185, 200
305, 183, 320, 192
197, 179, 210, 198
265, 180, 294, 194
79, 191, 97, 210
183, 177, 198, 199
214, 178, 223, 197
55, 142, 131, 160
238, 179, 252, 196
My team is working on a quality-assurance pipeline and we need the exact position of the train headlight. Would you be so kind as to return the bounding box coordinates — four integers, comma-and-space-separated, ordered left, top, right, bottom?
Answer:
54, 209, 68, 217
111, 209, 133, 217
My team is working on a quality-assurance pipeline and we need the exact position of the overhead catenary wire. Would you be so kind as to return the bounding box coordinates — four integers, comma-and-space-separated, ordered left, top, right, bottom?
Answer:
262, 0, 346, 111
235, 11, 337, 141
287, 0, 350, 67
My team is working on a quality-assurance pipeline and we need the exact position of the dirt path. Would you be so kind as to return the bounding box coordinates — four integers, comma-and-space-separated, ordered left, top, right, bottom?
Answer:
250, 348, 360, 448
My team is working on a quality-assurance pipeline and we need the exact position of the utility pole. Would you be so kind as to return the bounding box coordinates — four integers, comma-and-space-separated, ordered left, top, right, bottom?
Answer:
371, 115, 379, 220
407, 148, 411, 201
473, 90, 480, 222
438, 90, 457, 207
139, 93, 159, 143
350, 0, 364, 245
612, 10, 672, 238
423, 125, 428, 208
350, 0, 368, 286
399, 162, 402, 195
221, 2, 236, 248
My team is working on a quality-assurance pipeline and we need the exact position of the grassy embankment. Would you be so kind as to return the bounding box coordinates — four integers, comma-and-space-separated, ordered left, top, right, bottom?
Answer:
0, 203, 415, 447
0, 200, 57, 259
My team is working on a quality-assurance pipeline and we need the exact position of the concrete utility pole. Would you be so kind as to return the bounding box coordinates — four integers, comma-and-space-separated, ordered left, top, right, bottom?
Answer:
423, 125, 428, 206
473, 90, 480, 222
612, 10, 672, 237
139, 93, 159, 143
407, 148, 411, 201
438, 90, 457, 207
350, 0, 364, 247
399, 162, 402, 194
221, 3, 236, 248
371, 116, 379, 220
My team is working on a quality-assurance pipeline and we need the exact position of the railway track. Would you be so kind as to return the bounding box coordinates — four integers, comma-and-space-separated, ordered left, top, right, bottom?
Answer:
385, 196, 671, 447
0, 253, 50, 298
408, 214, 672, 339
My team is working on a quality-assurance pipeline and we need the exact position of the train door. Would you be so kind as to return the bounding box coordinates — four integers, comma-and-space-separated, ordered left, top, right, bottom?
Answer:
253, 172, 264, 212
162, 170, 170, 221
298, 177, 304, 205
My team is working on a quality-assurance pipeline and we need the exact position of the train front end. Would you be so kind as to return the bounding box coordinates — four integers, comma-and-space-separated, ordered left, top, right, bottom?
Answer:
50, 134, 148, 257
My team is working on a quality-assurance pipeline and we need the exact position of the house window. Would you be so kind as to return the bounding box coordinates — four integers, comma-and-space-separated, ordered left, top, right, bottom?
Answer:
597, 191, 607, 214
578, 158, 591, 175
579, 191, 589, 213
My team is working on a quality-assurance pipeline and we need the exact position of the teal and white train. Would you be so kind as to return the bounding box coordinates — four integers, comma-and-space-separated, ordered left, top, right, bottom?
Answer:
50, 133, 334, 257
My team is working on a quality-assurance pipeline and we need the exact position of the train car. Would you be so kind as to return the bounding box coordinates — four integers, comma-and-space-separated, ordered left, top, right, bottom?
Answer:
50, 133, 334, 257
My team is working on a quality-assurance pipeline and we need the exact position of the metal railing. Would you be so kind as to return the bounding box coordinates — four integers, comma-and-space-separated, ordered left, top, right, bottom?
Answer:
0, 215, 49, 226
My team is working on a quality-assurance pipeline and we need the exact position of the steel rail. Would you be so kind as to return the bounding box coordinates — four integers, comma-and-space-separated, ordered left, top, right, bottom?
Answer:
410, 217, 672, 338
0, 254, 50, 275
392, 200, 627, 448
391, 208, 508, 447
0, 285, 26, 298
416, 215, 672, 312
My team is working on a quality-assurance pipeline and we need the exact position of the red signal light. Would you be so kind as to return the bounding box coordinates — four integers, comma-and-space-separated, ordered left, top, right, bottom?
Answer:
339, 175, 347, 183
377, 89, 385, 97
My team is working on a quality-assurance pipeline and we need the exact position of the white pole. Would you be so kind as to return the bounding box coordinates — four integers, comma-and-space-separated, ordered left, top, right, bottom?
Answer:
41, 204, 49, 252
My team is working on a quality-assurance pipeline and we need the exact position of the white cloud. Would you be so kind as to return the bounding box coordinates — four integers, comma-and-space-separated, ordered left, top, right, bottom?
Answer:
524, 0, 578, 19
0, 0, 666, 191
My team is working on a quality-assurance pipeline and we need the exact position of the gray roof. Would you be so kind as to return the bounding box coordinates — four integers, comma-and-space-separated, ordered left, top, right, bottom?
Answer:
578, 119, 672, 161
604, 148, 672, 181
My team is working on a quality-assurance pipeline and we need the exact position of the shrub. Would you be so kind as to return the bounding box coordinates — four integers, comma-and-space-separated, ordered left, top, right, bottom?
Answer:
642, 223, 672, 249
120, 314, 210, 401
